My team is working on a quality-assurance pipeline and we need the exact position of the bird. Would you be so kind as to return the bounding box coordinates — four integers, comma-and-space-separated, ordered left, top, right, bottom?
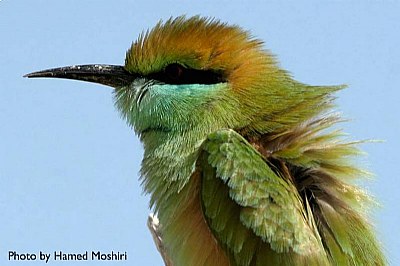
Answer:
25, 16, 386, 266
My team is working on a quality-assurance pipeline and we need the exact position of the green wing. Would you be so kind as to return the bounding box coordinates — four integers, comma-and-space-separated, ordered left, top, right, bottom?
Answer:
198, 129, 328, 266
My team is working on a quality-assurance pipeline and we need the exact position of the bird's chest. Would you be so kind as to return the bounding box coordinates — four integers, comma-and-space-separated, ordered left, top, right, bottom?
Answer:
141, 133, 231, 265
158, 171, 230, 266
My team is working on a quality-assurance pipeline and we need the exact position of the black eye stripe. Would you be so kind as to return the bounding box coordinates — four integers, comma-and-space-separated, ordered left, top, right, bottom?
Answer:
147, 63, 225, 85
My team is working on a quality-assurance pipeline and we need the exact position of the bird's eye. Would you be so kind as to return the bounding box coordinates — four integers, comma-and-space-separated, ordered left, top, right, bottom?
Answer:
164, 63, 184, 81
148, 63, 225, 85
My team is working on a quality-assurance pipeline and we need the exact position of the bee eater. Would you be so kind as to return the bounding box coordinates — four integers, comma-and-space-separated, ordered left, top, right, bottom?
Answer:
25, 16, 386, 266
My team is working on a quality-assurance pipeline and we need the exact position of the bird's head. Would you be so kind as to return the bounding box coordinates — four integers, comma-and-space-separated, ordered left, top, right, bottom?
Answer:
26, 16, 338, 140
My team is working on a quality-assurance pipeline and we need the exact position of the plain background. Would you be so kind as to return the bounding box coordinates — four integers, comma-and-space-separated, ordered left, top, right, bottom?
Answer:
1, 1, 399, 265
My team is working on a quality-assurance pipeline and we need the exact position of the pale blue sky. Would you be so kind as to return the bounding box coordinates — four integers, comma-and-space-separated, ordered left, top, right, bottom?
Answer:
1, 1, 399, 265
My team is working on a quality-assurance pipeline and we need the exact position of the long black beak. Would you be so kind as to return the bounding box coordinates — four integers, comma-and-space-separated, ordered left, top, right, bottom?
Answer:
24, 64, 136, 88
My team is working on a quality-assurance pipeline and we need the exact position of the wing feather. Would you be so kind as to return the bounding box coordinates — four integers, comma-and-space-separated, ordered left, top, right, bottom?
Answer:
198, 129, 327, 265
